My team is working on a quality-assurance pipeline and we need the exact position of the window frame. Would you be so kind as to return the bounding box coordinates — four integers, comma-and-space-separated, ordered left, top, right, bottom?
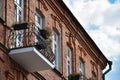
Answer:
14, 0, 24, 47
35, 10, 43, 29
14, 0, 24, 22
79, 58, 85, 75
35, 10, 44, 42
52, 30, 59, 70
66, 46, 72, 76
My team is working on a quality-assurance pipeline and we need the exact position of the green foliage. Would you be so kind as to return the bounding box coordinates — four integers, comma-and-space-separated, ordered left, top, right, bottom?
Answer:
40, 27, 51, 40
68, 73, 82, 80
12, 21, 31, 30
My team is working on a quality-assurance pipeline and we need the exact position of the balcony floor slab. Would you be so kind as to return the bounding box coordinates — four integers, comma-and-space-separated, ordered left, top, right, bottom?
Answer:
9, 47, 54, 72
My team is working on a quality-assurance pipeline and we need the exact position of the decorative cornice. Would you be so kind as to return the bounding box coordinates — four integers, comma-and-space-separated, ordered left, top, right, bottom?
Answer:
51, 14, 62, 28
51, 14, 60, 22
38, 0, 48, 11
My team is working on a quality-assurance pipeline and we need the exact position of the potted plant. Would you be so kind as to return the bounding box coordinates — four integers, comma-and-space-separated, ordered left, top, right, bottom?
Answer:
12, 21, 30, 30
68, 73, 82, 80
38, 27, 51, 39
35, 27, 52, 49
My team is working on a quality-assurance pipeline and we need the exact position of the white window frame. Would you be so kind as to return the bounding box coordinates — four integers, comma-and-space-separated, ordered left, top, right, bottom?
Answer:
35, 11, 43, 42
79, 59, 85, 75
35, 11, 43, 29
14, 0, 24, 22
52, 31, 59, 70
14, 0, 24, 47
66, 46, 72, 76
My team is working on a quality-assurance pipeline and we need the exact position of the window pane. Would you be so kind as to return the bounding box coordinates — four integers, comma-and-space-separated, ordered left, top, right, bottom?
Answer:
52, 31, 59, 70
35, 12, 42, 29
14, 0, 24, 47
80, 59, 85, 75
66, 46, 72, 76
14, 0, 23, 22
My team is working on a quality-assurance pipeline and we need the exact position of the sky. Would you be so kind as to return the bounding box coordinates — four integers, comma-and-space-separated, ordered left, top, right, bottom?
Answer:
63, 0, 120, 80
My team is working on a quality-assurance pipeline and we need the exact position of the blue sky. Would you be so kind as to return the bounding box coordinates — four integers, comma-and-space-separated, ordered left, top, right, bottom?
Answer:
63, 0, 120, 80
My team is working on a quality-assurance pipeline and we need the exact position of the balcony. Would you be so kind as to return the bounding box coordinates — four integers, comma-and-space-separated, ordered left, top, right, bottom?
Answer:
7, 23, 55, 72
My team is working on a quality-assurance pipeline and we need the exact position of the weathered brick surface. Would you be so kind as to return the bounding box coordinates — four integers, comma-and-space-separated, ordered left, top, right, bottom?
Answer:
0, 0, 108, 80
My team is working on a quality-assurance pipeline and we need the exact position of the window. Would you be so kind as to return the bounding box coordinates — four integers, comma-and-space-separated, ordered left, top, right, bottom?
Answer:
52, 31, 59, 70
14, 0, 24, 47
35, 11, 43, 29
66, 46, 72, 76
35, 11, 43, 42
79, 59, 85, 75
14, 0, 24, 22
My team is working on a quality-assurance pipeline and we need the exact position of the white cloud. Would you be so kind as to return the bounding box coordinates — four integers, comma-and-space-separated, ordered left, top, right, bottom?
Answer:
63, 1, 120, 79
89, 28, 120, 59
63, 0, 120, 60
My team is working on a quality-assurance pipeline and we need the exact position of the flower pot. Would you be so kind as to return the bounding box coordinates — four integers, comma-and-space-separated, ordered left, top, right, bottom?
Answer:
13, 23, 30, 30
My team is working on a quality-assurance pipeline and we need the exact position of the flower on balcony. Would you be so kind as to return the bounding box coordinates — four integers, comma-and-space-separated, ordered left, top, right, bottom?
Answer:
68, 73, 83, 80
35, 27, 52, 49
40, 27, 52, 46
40, 27, 51, 40
12, 21, 31, 30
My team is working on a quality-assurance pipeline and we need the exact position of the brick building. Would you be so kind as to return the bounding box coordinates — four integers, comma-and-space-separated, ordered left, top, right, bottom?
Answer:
0, 0, 111, 80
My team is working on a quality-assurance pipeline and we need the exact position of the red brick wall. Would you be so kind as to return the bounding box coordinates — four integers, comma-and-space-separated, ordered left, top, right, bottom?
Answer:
0, 0, 105, 80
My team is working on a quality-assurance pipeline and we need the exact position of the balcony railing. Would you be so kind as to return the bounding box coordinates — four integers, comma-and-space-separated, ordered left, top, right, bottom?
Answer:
7, 23, 55, 63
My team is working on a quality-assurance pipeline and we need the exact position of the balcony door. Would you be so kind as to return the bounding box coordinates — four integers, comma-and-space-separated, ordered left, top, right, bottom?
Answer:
14, 0, 24, 47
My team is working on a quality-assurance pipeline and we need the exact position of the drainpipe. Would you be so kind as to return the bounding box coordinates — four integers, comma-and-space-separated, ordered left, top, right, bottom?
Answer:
103, 61, 112, 80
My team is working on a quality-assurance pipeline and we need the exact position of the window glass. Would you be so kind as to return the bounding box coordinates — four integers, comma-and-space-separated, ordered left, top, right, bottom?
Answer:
66, 46, 72, 76
14, 0, 23, 22
14, 0, 24, 47
35, 11, 42, 29
79, 59, 85, 75
35, 11, 43, 42
52, 31, 59, 70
